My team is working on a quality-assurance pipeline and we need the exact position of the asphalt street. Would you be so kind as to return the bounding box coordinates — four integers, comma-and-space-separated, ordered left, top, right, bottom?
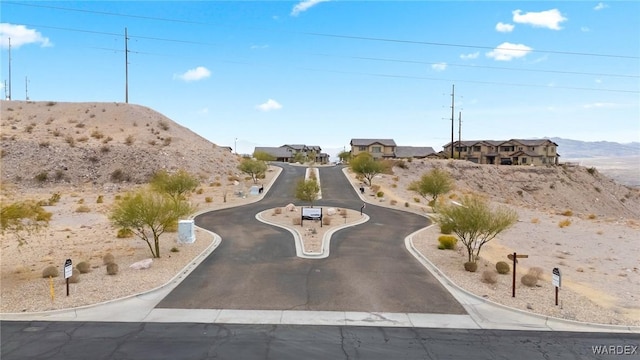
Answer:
2, 321, 638, 360
157, 164, 465, 314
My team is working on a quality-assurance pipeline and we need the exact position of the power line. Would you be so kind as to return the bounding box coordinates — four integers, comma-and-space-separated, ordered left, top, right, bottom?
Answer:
6, 1, 639, 60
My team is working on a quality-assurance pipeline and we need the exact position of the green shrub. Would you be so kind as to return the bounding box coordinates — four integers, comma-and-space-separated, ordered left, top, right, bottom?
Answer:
42, 265, 58, 278
437, 235, 457, 250
76, 261, 91, 274
204, 197, 213, 203
376, 191, 384, 198
495, 261, 510, 274
116, 228, 134, 238
464, 261, 478, 272
439, 222, 454, 234
106, 263, 119, 275
170, 246, 180, 253
404, 202, 409, 208
103, 253, 115, 265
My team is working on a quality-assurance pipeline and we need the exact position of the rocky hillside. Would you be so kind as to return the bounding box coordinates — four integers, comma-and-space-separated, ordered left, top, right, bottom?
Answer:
384, 159, 640, 220
0, 100, 239, 187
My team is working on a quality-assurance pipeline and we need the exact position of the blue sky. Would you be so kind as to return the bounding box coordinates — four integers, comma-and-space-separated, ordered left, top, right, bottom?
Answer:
1, 1, 639, 155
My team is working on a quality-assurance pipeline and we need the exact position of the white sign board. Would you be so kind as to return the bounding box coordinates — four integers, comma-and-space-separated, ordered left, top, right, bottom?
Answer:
302, 207, 321, 219
552, 267, 561, 288
64, 259, 73, 279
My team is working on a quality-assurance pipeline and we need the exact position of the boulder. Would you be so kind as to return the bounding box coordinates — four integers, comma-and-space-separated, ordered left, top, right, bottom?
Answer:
130, 258, 153, 270
285, 203, 297, 212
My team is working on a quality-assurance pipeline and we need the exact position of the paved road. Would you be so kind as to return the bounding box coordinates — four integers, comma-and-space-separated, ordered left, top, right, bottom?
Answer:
158, 164, 465, 314
3, 321, 637, 360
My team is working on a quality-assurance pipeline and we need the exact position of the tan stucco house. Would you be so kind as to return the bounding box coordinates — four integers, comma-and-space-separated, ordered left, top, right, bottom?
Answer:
350, 139, 397, 158
442, 139, 559, 165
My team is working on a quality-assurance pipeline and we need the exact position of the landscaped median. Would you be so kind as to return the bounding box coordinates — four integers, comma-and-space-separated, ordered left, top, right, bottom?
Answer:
256, 206, 368, 259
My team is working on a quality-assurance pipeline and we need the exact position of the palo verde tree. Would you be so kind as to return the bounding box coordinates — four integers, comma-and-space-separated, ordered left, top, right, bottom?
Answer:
337, 150, 352, 164
436, 195, 518, 263
150, 169, 199, 204
253, 150, 276, 162
0, 200, 52, 245
238, 158, 268, 184
295, 179, 320, 207
110, 190, 194, 258
349, 152, 385, 186
407, 168, 454, 207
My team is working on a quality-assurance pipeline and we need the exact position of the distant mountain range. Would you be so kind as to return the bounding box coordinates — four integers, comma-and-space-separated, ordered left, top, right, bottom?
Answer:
547, 137, 640, 158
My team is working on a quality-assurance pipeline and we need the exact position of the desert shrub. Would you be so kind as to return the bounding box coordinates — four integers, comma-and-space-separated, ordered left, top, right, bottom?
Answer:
106, 263, 119, 275
46, 101, 57, 106
96, 195, 104, 203
392, 176, 399, 182
39, 141, 50, 147
292, 217, 302, 225
75, 205, 91, 213
148, 140, 157, 146
437, 235, 457, 250
561, 210, 573, 216
116, 227, 135, 239
395, 160, 407, 169
110, 169, 130, 182
196, 188, 204, 195
48, 192, 61, 205
586, 167, 597, 175
103, 253, 115, 265
210, 181, 222, 187
587, 214, 596, 220
391, 183, 397, 188
35, 171, 48, 182
25, 124, 34, 133
170, 246, 180, 253
521, 274, 538, 287
158, 119, 170, 131
91, 130, 104, 139
376, 191, 384, 198
404, 202, 409, 208
531, 218, 539, 224
527, 267, 544, 280
77, 198, 85, 204
163, 137, 172, 146
42, 265, 58, 278
439, 222, 454, 234
463, 261, 478, 272
205, 197, 213, 203
495, 261, 510, 274
103, 136, 113, 143
124, 135, 135, 145
68, 269, 81, 283
76, 261, 91, 274
558, 219, 571, 228
100, 145, 110, 153
322, 216, 331, 225
65, 136, 75, 147
54, 170, 65, 181
273, 207, 282, 215
413, 197, 421, 203
481, 270, 498, 284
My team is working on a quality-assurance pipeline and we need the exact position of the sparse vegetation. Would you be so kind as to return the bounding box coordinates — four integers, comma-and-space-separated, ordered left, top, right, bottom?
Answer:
496, 261, 510, 274
158, 119, 170, 131
558, 219, 571, 228
376, 191, 384, 198
205, 197, 213, 203
75, 205, 91, 213
110, 169, 130, 182
561, 210, 573, 216
170, 246, 180, 253
97, 195, 104, 203
106, 263, 119, 275
91, 130, 104, 139
35, 172, 48, 182
124, 134, 135, 145
322, 216, 331, 225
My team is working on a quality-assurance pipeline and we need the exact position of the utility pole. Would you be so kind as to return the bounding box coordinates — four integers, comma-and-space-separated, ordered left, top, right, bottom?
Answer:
7, 37, 12, 101
125, 27, 129, 103
450, 84, 455, 158
457, 111, 462, 159
25, 76, 29, 100
3, 80, 7, 100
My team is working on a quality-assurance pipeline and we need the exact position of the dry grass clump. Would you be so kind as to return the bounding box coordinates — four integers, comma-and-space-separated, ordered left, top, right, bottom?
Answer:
42, 265, 58, 278
521, 274, 538, 287
204, 197, 213, 203
481, 270, 498, 284
322, 216, 331, 225
106, 263, 119, 275
561, 209, 573, 216
496, 261, 510, 274
76, 261, 91, 274
116, 228, 134, 238
587, 214, 597, 220
531, 218, 540, 224
527, 266, 544, 280
292, 217, 302, 225
464, 261, 477, 273
91, 130, 104, 139
390, 199, 397, 205
103, 253, 115, 265
558, 219, 571, 228
75, 205, 91, 213
124, 135, 135, 145
68, 269, 81, 284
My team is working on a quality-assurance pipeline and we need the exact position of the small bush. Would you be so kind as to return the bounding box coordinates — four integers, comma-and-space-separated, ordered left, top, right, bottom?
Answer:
322, 216, 331, 225
42, 265, 59, 278
521, 274, 538, 287
68, 269, 81, 283
96, 195, 104, 203
391, 183, 397, 188
103, 253, 115, 265
116, 228, 133, 239
48, 192, 61, 205
106, 263, 119, 275
527, 267, 544, 280
124, 135, 135, 145
495, 261, 510, 274
35, 172, 48, 182
404, 202, 409, 208
110, 169, 130, 182
339, 209, 347, 217
65, 136, 75, 147
396, 160, 407, 169
76, 261, 91, 274
439, 222, 454, 234
75, 205, 91, 213
39, 141, 50, 147
273, 207, 282, 215
531, 218, 539, 224
558, 219, 571, 228
464, 261, 478, 272
587, 214, 596, 220
196, 188, 204, 195
481, 270, 498, 284
158, 119, 170, 131
91, 130, 104, 139
561, 210, 573, 216
163, 137, 172, 146
205, 197, 213, 203
376, 191, 384, 198
170, 246, 180, 253
292, 217, 302, 225
586, 167, 597, 175
437, 235, 457, 250
413, 197, 421, 203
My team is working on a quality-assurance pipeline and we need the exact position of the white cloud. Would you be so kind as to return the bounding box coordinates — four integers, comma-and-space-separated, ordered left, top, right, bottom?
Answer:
460, 52, 479, 60
594, 2, 608, 11
291, 0, 329, 16
174, 66, 211, 82
583, 102, 618, 109
512, 9, 567, 30
431, 62, 447, 71
495, 22, 515, 33
257, 99, 282, 112
486, 42, 533, 61
0, 23, 52, 48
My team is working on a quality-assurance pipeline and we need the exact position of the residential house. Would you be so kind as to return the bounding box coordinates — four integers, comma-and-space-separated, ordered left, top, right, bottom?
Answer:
395, 146, 438, 159
350, 139, 397, 158
442, 139, 559, 165
253, 144, 329, 163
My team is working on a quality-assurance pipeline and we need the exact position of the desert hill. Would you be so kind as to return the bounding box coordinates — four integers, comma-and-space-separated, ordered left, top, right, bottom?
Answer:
1, 100, 239, 186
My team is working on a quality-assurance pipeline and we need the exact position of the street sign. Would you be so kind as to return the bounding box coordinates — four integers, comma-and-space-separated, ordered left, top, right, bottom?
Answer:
508, 252, 529, 298
507, 254, 529, 260
64, 259, 73, 279
552, 267, 561, 288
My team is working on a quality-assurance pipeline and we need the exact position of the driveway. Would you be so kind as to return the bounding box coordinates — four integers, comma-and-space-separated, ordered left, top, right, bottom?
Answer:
157, 164, 465, 314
